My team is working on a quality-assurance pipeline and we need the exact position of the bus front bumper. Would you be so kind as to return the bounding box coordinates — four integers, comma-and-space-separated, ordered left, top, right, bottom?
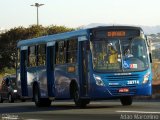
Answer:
92, 83, 152, 99
136, 83, 152, 96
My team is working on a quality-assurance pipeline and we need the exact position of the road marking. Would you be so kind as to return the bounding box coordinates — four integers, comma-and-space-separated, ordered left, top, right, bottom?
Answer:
25, 119, 42, 120
116, 111, 160, 114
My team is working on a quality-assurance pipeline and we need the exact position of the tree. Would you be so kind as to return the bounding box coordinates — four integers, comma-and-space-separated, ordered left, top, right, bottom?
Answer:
0, 25, 74, 72
46, 25, 74, 35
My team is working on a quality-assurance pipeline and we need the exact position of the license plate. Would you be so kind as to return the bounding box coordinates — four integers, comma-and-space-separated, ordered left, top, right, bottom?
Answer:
119, 88, 129, 93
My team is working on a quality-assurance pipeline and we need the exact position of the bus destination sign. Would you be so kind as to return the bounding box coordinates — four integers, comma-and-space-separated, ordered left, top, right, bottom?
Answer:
107, 31, 126, 37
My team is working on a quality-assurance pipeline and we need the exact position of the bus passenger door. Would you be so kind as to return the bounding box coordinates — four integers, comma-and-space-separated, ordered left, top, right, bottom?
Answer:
46, 42, 55, 99
20, 46, 28, 97
78, 36, 89, 98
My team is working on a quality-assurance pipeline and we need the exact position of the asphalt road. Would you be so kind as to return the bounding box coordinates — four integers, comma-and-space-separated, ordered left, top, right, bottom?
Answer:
0, 101, 160, 120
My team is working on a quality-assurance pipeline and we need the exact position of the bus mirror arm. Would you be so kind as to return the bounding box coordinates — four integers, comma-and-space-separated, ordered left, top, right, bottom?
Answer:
149, 53, 152, 63
145, 35, 151, 47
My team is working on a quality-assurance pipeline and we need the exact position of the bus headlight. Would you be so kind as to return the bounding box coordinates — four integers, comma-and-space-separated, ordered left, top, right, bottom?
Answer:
93, 74, 105, 86
13, 90, 18, 93
143, 72, 150, 84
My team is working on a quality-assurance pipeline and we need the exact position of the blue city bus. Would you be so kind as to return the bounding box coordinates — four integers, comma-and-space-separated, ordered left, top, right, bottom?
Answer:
16, 26, 152, 107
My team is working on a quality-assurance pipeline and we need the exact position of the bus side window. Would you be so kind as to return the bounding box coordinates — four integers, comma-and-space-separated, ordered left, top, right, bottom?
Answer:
28, 46, 37, 67
37, 44, 46, 66
56, 41, 66, 64
66, 38, 78, 63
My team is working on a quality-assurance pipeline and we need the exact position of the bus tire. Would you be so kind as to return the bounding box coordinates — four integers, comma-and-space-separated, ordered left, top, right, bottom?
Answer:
0, 94, 3, 103
8, 94, 14, 103
21, 99, 26, 102
33, 85, 51, 107
120, 96, 132, 106
73, 86, 89, 108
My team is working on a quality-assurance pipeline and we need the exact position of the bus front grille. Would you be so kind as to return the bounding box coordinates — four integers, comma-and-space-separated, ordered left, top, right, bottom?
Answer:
104, 74, 139, 82
104, 74, 139, 96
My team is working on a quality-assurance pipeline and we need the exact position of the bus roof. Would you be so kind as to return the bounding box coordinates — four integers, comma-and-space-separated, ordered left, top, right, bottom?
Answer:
17, 29, 88, 48
17, 26, 142, 48
90, 26, 142, 31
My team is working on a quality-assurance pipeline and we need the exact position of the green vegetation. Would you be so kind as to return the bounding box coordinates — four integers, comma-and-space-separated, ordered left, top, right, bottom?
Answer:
0, 25, 74, 76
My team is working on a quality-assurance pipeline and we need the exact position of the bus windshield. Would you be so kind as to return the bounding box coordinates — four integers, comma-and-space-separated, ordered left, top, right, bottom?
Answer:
91, 37, 149, 72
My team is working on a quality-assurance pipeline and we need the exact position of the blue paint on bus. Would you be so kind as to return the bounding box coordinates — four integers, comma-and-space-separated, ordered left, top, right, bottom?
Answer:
17, 26, 152, 107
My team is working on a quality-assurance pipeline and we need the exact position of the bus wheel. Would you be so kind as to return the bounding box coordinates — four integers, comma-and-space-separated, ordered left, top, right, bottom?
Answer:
8, 94, 14, 103
0, 94, 3, 103
73, 87, 89, 108
21, 99, 26, 102
120, 96, 132, 106
34, 85, 51, 107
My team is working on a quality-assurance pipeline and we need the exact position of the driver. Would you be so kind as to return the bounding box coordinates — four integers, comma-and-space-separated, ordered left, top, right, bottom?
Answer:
108, 43, 118, 63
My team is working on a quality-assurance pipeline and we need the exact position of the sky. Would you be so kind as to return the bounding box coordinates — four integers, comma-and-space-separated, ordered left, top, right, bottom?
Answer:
0, 0, 160, 29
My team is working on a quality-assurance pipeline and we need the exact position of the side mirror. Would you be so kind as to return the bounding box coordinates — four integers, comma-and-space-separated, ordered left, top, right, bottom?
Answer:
145, 35, 150, 47
145, 35, 152, 63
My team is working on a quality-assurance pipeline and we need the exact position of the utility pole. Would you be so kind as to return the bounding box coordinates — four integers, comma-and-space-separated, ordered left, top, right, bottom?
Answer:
31, 3, 44, 25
